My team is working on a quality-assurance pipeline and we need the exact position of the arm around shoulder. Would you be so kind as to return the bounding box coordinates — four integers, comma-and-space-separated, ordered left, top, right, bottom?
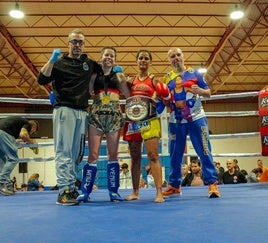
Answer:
117, 72, 130, 98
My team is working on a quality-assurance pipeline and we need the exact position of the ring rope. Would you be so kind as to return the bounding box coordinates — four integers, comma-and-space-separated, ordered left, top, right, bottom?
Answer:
18, 151, 263, 163
17, 132, 260, 149
0, 91, 259, 105
2, 91, 261, 162
0, 111, 259, 119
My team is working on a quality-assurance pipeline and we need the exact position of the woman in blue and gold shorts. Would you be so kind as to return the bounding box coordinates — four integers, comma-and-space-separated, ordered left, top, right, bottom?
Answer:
123, 50, 169, 203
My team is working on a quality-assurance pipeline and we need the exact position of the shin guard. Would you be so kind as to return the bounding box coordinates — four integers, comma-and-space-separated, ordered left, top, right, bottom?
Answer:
107, 161, 123, 201
77, 163, 97, 202
107, 161, 120, 193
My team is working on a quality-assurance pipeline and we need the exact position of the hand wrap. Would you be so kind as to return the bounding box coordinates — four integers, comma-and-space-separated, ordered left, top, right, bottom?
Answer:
49, 49, 62, 63
113, 65, 124, 73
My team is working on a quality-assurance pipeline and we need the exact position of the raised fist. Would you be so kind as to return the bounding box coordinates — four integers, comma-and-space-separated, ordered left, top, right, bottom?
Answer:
155, 82, 171, 100
49, 49, 62, 63
113, 65, 124, 73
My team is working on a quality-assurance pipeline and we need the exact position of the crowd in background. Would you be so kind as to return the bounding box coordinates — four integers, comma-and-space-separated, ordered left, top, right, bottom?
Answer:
178, 158, 268, 186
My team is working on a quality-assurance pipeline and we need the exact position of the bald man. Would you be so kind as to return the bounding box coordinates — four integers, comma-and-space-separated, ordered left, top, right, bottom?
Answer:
161, 47, 220, 198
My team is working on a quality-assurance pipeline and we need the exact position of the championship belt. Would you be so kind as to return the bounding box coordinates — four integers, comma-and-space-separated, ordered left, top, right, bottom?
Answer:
125, 95, 156, 122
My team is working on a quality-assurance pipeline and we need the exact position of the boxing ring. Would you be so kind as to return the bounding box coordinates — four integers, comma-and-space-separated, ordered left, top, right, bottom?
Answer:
0, 91, 264, 188
1, 91, 268, 243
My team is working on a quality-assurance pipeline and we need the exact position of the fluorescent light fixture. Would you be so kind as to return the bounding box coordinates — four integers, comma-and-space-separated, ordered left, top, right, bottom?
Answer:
198, 64, 207, 74
230, 5, 244, 20
9, 3, 24, 19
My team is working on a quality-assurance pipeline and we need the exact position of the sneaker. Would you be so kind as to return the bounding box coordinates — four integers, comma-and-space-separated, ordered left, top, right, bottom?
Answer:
0, 183, 15, 196
162, 185, 181, 198
208, 183, 221, 198
56, 190, 79, 206
71, 190, 80, 199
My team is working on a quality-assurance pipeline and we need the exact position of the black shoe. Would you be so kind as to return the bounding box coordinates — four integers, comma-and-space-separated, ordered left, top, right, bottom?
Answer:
0, 183, 15, 196
56, 190, 79, 206
71, 190, 80, 199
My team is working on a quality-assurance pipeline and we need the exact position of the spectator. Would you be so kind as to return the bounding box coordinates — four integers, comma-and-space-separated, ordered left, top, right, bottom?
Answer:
139, 177, 146, 188
182, 159, 204, 186
11, 176, 17, 191
120, 163, 132, 189
222, 159, 247, 184
257, 159, 268, 182
233, 159, 240, 171
214, 161, 224, 184
21, 183, 27, 192
27, 173, 43, 191
0, 116, 38, 195
247, 168, 262, 183
181, 164, 190, 180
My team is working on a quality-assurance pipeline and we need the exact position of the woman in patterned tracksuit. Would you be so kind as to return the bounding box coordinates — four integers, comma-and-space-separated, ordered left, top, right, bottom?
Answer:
162, 47, 220, 198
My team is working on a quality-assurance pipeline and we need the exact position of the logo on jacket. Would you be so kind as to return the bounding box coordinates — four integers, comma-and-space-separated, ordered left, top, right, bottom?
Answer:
83, 62, 89, 71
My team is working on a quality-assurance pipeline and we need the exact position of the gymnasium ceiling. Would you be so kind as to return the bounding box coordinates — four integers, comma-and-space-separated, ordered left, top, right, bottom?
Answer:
0, 0, 267, 100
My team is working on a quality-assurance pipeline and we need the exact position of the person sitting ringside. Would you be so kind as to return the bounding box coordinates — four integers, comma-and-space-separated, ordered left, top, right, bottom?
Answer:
182, 159, 204, 186
27, 173, 43, 191
247, 168, 262, 183
221, 159, 247, 184
21, 183, 27, 192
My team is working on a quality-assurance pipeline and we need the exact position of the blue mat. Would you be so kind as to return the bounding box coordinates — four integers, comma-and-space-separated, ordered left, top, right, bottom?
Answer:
1, 183, 268, 243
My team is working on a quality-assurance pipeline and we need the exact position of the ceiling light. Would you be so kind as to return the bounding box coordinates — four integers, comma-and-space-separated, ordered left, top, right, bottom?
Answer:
230, 5, 244, 20
198, 64, 207, 74
9, 2, 24, 19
